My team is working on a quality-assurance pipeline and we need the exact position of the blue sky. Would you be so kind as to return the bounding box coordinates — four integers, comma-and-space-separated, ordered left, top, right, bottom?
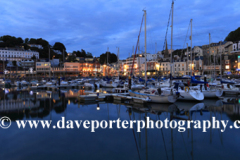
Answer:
0, 0, 239, 59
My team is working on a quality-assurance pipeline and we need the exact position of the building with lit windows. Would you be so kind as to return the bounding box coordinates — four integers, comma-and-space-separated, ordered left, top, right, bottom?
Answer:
36, 62, 51, 72
0, 48, 39, 61
121, 54, 145, 76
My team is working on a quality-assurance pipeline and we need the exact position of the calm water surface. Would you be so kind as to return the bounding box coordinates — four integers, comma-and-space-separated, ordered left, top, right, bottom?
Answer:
0, 89, 240, 160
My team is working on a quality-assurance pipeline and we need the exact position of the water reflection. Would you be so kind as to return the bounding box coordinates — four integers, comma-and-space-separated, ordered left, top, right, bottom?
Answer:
0, 90, 240, 160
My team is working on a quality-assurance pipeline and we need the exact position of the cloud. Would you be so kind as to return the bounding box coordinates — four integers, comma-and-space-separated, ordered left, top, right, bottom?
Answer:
0, 0, 239, 59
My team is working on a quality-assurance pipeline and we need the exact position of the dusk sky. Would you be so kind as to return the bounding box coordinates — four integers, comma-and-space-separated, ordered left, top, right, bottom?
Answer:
0, 0, 239, 59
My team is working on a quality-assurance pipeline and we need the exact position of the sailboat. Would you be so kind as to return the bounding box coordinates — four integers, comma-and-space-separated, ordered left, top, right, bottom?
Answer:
129, 10, 177, 103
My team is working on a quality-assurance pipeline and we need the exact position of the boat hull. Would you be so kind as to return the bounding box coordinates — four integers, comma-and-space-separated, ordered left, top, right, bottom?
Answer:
129, 90, 176, 103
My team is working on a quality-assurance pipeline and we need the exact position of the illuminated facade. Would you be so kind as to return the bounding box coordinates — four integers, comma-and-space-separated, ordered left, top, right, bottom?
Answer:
64, 61, 101, 76
121, 55, 145, 76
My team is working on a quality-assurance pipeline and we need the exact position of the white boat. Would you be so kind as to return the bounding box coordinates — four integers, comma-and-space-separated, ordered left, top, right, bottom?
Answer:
131, 84, 145, 90
129, 88, 177, 103
83, 83, 95, 89
45, 82, 53, 86
177, 88, 204, 101
60, 81, 68, 86
162, 86, 204, 101
191, 85, 218, 98
202, 89, 218, 98
21, 80, 29, 85
0, 79, 5, 85
216, 83, 240, 97
155, 79, 171, 88
14, 81, 20, 86
100, 80, 118, 88
51, 79, 57, 84
41, 79, 47, 84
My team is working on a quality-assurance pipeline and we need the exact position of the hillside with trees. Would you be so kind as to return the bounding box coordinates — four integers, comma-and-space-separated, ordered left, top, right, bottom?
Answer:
0, 35, 94, 61
225, 27, 240, 42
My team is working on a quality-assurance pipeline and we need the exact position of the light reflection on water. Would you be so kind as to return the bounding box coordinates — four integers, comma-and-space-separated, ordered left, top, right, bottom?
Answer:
0, 89, 240, 160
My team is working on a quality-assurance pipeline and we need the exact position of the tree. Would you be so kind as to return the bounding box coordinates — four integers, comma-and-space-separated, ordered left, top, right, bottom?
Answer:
225, 27, 240, 42
24, 38, 29, 44
29, 38, 37, 44
86, 52, 93, 58
0, 35, 23, 47
53, 42, 66, 51
31, 55, 37, 60
17, 37, 23, 44
23, 43, 30, 50
73, 49, 87, 57
67, 55, 77, 62
99, 52, 117, 65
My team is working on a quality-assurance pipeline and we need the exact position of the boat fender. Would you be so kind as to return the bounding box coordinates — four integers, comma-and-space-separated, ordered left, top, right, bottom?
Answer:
184, 86, 189, 92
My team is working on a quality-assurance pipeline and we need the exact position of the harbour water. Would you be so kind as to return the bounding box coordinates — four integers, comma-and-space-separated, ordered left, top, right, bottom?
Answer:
0, 89, 240, 160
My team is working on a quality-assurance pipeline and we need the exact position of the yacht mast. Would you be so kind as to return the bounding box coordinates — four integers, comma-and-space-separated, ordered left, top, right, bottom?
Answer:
187, 43, 189, 75
220, 41, 222, 79
49, 47, 51, 79
143, 10, 147, 87
132, 46, 134, 76
190, 19, 193, 76
117, 47, 119, 77
209, 33, 211, 76
107, 47, 109, 76
170, 1, 174, 85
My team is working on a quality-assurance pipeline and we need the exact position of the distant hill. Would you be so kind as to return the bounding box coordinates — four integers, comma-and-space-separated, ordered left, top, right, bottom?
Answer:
225, 27, 240, 42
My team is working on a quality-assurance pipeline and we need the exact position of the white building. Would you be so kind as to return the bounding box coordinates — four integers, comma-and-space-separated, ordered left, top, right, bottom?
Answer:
0, 49, 39, 61
232, 41, 240, 53
145, 53, 155, 61
193, 46, 203, 56
173, 61, 187, 76
159, 61, 171, 75
121, 55, 145, 75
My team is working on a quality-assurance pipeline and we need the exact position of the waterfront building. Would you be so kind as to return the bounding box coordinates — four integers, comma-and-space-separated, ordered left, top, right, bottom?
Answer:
231, 41, 240, 53
121, 54, 145, 76
193, 46, 203, 56
0, 48, 39, 61
173, 61, 188, 76
159, 61, 170, 76
36, 62, 51, 72
64, 59, 101, 76
19, 60, 35, 69
141, 61, 159, 76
